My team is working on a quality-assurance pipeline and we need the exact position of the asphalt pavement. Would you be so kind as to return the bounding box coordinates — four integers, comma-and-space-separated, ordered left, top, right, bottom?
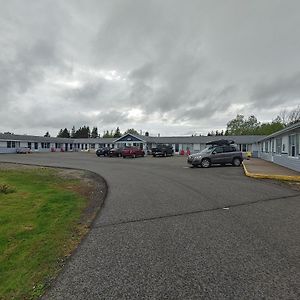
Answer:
1, 153, 299, 299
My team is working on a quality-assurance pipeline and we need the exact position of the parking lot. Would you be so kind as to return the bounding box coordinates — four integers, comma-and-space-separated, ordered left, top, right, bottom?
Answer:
1, 152, 299, 299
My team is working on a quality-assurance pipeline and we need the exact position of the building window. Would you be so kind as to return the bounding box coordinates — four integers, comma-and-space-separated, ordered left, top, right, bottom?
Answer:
289, 134, 296, 157
28, 142, 32, 149
276, 138, 282, 154
34, 142, 38, 150
265, 141, 269, 153
7, 141, 19, 148
91, 144, 95, 149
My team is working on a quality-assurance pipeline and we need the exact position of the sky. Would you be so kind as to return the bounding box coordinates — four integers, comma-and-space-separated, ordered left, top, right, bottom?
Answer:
0, 0, 299, 137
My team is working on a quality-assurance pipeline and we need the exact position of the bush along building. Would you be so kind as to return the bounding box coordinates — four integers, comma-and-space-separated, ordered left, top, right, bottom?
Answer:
258, 121, 300, 172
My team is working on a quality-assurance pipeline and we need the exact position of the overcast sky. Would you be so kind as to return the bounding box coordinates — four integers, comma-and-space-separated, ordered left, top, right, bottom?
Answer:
0, 0, 299, 136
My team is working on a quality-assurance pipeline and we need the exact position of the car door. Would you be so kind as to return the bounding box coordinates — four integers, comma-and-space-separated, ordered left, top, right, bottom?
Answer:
210, 146, 224, 164
223, 146, 234, 163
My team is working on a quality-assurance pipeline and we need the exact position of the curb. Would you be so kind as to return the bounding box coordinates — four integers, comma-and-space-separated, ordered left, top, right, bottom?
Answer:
242, 162, 300, 182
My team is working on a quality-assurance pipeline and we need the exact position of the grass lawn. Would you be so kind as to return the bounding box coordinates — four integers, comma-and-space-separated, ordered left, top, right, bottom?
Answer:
0, 167, 90, 299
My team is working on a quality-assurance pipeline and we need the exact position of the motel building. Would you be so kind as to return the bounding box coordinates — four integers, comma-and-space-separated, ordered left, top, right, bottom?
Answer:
258, 121, 300, 172
0, 121, 299, 172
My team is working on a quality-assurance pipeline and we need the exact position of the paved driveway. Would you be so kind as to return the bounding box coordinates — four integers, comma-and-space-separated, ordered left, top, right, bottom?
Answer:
1, 153, 299, 299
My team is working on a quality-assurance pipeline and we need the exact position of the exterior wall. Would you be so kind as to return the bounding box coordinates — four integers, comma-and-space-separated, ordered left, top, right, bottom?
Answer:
0, 135, 264, 156
259, 127, 300, 172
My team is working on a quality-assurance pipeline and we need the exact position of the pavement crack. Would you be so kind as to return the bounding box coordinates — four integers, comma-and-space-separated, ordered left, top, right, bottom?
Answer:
93, 193, 300, 229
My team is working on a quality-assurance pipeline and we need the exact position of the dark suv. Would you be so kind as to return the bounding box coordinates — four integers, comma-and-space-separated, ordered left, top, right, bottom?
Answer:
152, 145, 174, 157
187, 141, 243, 168
96, 147, 110, 157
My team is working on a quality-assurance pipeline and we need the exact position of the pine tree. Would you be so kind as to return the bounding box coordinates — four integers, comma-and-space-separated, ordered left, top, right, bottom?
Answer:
91, 127, 98, 138
57, 129, 63, 137
113, 127, 121, 138
44, 131, 50, 137
124, 128, 139, 135
71, 126, 76, 138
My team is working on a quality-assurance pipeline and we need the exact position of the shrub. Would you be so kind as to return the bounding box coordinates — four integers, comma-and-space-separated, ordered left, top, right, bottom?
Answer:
0, 184, 15, 194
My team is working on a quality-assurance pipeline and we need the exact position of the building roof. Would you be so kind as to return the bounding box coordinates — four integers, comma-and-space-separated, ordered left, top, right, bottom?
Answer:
0, 133, 72, 143
142, 135, 265, 144
0, 133, 265, 145
258, 121, 300, 141
73, 138, 116, 144
114, 133, 146, 143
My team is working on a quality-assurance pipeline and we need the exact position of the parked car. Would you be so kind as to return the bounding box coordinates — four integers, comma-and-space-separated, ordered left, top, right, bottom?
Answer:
152, 145, 174, 157
187, 141, 243, 168
109, 148, 123, 157
122, 147, 145, 158
16, 147, 31, 154
96, 147, 110, 157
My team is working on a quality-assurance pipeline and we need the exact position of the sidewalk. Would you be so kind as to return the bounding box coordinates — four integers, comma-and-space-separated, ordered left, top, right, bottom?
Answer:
242, 158, 300, 182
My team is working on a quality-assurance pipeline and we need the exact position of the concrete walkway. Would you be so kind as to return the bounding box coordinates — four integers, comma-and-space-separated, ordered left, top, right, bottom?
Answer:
243, 158, 300, 181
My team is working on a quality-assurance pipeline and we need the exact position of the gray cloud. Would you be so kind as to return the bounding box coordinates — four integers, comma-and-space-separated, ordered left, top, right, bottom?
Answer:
252, 73, 300, 108
0, 0, 300, 136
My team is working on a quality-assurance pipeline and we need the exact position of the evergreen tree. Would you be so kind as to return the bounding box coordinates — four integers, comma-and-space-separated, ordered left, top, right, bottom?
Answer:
44, 131, 50, 137
71, 126, 76, 138
103, 130, 111, 138
58, 128, 70, 138
124, 128, 139, 135
57, 129, 63, 137
91, 127, 98, 138
113, 127, 121, 138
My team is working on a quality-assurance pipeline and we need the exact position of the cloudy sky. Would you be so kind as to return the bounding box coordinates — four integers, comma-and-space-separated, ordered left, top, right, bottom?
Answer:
0, 0, 299, 136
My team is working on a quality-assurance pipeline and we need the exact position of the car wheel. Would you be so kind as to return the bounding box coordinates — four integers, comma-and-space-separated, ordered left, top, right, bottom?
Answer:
123, 156, 126, 159
232, 157, 241, 167
201, 158, 211, 168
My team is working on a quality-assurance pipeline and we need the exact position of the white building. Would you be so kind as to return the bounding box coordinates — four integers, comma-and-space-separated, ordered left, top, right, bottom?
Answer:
0, 132, 263, 156
258, 121, 300, 172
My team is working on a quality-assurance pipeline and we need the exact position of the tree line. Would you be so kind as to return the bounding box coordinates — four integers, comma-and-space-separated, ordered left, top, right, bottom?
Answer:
43, 105, 300, 138
52, 126, 143, 138
208, 105, 300, 136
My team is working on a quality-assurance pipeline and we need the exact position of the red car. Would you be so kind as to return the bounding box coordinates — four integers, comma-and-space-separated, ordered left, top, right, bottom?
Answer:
122, 147, 145, 158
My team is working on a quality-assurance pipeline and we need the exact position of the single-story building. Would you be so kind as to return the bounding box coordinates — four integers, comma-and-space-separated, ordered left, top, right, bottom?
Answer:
1, 125, 299, 172
0, 132, 263, 156
258, 121, 300, 172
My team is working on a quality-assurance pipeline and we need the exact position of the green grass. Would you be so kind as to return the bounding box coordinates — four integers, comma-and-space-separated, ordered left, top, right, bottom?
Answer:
0, 168, 88, 300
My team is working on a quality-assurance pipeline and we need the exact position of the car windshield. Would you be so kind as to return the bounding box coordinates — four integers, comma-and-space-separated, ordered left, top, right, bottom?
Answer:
199, 146, 214, 154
